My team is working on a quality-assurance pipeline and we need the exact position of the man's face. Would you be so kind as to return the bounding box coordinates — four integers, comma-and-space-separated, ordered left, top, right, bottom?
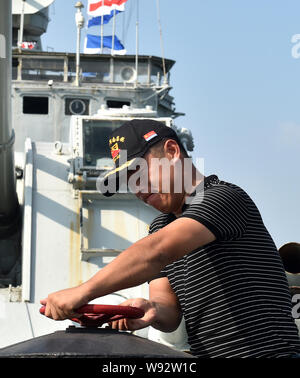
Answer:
128, 149, 185, 214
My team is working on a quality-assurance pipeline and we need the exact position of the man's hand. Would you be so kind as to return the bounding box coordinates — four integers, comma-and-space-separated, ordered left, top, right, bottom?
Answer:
40, 285, 90, 321
109, 298, 157, 331
109, 276, 182, 333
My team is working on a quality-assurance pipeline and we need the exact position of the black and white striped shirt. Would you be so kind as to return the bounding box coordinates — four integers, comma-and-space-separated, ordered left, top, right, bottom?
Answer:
149, 175, 300, 358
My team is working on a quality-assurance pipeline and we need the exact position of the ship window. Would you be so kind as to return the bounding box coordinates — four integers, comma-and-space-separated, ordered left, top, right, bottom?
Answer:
21, 58, 65, 82
82, 119, 124, 166
106, 100, 131, 108
23, 96, 49, 114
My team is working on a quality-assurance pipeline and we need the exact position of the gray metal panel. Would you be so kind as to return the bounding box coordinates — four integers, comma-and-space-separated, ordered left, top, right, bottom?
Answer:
81, 192, 157, 252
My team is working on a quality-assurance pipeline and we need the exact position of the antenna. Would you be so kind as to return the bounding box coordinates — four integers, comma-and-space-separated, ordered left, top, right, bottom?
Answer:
135, 0, 139, 86
123, 0, 134, 44
156, 0, 167, 85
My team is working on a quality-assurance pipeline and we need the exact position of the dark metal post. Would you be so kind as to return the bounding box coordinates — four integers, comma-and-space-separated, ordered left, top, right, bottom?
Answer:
0, 0, 20, 238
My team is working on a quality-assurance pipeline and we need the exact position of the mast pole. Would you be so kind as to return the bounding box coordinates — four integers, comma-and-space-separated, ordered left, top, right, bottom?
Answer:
75, 2, 85, 86
100, 2, 104, 54
18, 0, 26, 52
135, 0, 139, 85
156, 0, 167, 85
0, 0, 20, 237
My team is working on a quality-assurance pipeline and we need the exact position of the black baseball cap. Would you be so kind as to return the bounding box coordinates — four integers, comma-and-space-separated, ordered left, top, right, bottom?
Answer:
97, 119, 186, 196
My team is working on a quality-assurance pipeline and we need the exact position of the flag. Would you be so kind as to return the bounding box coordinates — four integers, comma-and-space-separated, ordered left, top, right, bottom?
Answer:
87, 10, 121, 27
21, 42, 36, 49
88, 0, 128, 16
84, 34, 126, 55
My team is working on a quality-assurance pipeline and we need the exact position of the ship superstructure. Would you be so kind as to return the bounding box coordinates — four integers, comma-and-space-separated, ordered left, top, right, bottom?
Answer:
12, 50, 183, 153
0, 0, 193, 351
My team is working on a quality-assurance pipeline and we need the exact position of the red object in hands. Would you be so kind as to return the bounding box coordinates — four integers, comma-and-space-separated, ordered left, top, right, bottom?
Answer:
39, 304, 145, 327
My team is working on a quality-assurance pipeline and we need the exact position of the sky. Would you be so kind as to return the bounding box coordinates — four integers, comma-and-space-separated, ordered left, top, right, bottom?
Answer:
42, 0, 300, 249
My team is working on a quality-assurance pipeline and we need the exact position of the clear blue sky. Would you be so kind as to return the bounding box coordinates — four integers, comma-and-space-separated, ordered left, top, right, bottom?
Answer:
43, 0, 300, 248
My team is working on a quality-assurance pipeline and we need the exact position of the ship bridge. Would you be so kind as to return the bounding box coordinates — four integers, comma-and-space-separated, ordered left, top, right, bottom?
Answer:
12, 51, 182, 152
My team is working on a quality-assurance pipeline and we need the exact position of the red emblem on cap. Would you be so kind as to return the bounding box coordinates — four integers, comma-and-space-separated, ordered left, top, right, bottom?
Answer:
111, 149, 120, 159
111, 143, 120, 161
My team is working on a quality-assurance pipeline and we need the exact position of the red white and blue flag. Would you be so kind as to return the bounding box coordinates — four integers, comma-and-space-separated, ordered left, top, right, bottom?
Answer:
86, 0, 127, 54
87, 10, 121, 27
87, 0, 128, 16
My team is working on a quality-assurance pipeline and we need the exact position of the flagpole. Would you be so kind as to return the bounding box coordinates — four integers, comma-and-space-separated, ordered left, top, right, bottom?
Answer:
135, 0, 139, 85
122, 3, 126, 44
18, 0, 26, 52
112, 8, 116, 56
156, 0, 167, 84
75, 2, 85, 86
101, 13, 104, 54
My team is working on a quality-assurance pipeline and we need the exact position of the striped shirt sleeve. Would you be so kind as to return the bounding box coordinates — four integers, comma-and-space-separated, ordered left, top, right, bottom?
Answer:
179, 184, 249, 241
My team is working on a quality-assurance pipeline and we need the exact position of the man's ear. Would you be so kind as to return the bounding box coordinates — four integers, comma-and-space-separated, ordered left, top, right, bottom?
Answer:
163, 139, 181, 160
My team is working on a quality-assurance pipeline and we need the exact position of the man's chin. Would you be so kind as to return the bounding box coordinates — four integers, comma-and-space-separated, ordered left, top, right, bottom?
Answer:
145, 193, 158, 206
146, 195, 172, 214
135, 192, 171, 213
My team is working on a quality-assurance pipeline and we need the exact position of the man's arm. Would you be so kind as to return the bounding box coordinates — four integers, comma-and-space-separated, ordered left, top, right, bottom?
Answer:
41, 217, 215, 320
110, 277, 182, 333
148, 277, 182, 332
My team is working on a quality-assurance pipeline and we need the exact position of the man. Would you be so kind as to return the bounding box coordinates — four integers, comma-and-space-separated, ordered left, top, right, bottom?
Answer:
41, 119, 300, 358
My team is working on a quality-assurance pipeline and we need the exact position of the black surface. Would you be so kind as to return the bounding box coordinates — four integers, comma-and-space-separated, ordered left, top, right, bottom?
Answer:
0, 327, 194, 358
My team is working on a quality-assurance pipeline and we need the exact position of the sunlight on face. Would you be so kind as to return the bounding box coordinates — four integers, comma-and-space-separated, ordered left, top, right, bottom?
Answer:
128, 151, 186, 214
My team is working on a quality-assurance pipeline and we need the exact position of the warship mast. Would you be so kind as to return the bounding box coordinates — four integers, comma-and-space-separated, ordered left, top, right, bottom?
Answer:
0, 0, 21, 286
